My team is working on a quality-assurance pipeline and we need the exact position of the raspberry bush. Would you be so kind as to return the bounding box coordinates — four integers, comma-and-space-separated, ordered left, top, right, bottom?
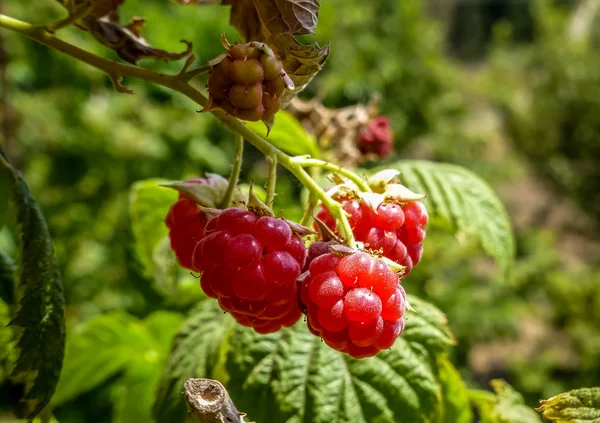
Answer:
0, 1, 531, 423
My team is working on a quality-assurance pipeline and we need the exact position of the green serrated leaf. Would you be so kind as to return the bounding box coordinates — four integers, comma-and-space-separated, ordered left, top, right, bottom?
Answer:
54, 310, 184, 416
52, 312, 147, 406
224, 295, 453, 423
537, 387, 600, 423
129, 179, 178, 281
0, 153, 65, 419
437, 355, 472, 423
153, 301, 234, 423
377, 160, 515, 277
0, 297, 17, 384
113, 356, 165, 423
246, 110, 320, 157
0, 250, 15, 306
471, 380, 542, 423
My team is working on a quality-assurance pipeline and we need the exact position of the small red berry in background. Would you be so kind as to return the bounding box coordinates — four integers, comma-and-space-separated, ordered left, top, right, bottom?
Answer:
317, 197, 428, 277
357, 116, 393, 159
165, 178, 209, 271
192, 208, 307, 334
300, 252, 406, 358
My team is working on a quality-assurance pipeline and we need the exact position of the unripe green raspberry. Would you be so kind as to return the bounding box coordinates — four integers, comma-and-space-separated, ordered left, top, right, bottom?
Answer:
263, 94, 282, 120
228, 43, 261, 60
263, 78, 286, 98
229, 84, 263, 110
260, 54, 283, 80
236, 103, 265, 122
205, 41, 293, 124
230, 59, 264, 85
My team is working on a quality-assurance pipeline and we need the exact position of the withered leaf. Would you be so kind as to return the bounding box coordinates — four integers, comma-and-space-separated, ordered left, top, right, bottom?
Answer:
269, 33, 329, 104
178, 0, 319, 38
224, 0, 264, 42
253, 0, 320, 35
81, 14, 192, 63
56, 1, 192, 64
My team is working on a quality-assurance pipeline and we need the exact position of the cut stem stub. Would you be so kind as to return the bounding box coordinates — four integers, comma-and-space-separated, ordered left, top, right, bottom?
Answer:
185, 378, 250, 423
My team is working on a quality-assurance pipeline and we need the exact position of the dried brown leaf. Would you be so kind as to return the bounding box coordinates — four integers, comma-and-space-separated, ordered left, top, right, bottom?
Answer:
56, 1, 192, 64
269, 33, 329, 103
79, 14, 192, 64
253, 0, 320, 35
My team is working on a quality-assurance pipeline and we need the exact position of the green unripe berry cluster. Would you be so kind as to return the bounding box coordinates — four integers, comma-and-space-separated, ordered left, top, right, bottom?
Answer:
206, 42, 288, 122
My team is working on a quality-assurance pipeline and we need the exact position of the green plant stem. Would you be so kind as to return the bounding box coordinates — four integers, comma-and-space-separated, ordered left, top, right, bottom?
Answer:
0, 13, 358, 247
220, 134, 244, 208
291, 156, 371, 192
265, 154, 277, 209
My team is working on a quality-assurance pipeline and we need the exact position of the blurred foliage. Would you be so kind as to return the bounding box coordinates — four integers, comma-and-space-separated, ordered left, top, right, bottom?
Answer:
1, 0, 600, 422
483, 1, 600, 228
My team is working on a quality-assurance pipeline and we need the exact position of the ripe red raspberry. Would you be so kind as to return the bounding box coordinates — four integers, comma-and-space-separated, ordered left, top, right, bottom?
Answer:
205, 41, 292, 122
165, 178, 209, 270
302, 240, 338, 273
357, 116, 393, 158
300, 252, 406, 358
317, 196, 428, 277
193, 208, 307, 334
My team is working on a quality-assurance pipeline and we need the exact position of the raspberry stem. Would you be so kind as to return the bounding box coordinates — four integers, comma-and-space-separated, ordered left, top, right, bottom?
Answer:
265, 153, 277, 209
290, 156, 371, 193
0, 14, 359, 248
220, 134, 244, 209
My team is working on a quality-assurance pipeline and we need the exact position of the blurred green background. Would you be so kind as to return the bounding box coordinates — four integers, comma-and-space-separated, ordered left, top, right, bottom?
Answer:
2, 0, 600, 421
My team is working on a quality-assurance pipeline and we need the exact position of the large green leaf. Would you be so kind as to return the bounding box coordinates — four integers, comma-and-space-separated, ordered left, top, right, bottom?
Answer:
153, 301, 234, 423
470, 380, 542, 423
0, 250, 15, 306
154, 296, 454, 423
380, 160, 515, 277
225, 295, 453, 423
52, 312, 147, 405
437, 355, 472, 423
0, 152, 65, 419
537, 387, 600, 423
53, 310, 184, 410
246, 110, 320, 157
129, 179, 178, 281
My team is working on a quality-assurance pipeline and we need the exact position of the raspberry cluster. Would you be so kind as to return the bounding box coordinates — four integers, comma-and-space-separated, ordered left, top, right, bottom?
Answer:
165, 178, 208, 270
193, 208, 307, 334
300, 252, 406, 358
317, 197, 428, 276
206, 42, 290, 122
357, 116, 393, 159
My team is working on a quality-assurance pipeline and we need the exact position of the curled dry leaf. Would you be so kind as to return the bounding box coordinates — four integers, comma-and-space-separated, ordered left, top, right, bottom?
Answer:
56, 1, 192, 64
269, 33, 329, 104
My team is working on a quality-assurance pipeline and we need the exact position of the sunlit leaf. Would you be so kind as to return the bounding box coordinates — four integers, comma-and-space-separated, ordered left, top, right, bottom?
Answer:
470, 380, 542, 423
378, 160, 515, 277
53, 310, 184, 416
437, 355, 472, 423
537, 387, 600, 423
246, 110, 319, 156
129, 179, 178, 281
